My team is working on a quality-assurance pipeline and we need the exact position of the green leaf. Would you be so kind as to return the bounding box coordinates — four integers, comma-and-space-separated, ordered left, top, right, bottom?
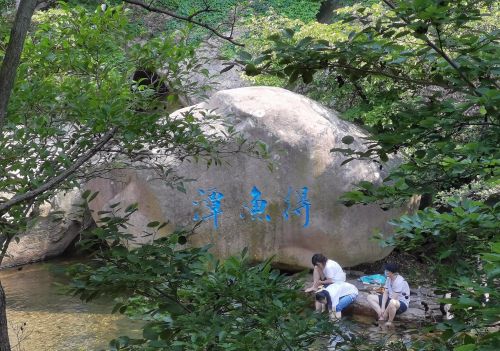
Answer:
415, 150, 426, 158
296, 36, 313, 48
112, 246, 129, 257
438, 249, 453, 259
220, 64, 235, 74
143, 323, 160, 341
379, 152, 389, 162
147, 221, 160, 228
341, 157, 355, 166
245, 64, 259, 76
457, 297, 480, 307
87, 191, 99, 203
125, 203, 138, 213
238, 50, 252, 61
454, 345, 475, 351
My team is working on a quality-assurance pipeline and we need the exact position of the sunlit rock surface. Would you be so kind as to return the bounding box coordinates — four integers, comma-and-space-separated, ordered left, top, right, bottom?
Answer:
87, 87, 416, 269
2, 190, 92, 268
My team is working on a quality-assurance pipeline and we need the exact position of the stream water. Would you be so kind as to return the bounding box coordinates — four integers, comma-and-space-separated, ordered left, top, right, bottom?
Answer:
2, 259, 419, 351
2, 259, 141, 351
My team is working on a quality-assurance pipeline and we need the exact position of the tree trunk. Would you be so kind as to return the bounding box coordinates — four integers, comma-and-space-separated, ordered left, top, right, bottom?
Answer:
0, 0, 37, 130
0, 2, 37, 343
0, 281, 10, 351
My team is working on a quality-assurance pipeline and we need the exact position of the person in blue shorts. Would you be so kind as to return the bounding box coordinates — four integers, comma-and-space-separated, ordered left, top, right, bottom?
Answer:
315, 281, 358, 319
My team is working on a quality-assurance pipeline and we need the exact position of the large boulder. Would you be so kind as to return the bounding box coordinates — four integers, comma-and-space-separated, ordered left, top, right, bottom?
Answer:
87, 87, 416, 269
1, 189, 93, 268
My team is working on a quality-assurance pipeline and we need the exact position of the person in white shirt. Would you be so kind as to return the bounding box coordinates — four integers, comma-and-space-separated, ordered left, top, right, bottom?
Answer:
305, 253, 346, 293
367, 263, 411, 326
305, 254, 346, 317
315, 281, 358, 319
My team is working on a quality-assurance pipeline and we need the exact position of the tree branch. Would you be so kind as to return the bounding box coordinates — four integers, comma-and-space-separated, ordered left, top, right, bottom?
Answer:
187, 6, 214, 21
0, 0, 38, 131
0, 127, 117, 215
381, 0, 480, 96
329, 63, 459, 91
0, 236, 12, 267
123, 0, 243, 46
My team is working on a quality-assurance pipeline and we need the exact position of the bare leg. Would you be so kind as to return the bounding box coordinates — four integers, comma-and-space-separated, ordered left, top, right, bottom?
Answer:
329, 311, 341, 321
315, 301, 324, 312
367, 294, 382, 318
385, 299, 400, 325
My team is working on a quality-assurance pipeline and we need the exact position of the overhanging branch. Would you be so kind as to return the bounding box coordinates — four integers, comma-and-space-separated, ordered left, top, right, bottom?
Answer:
381, 0, 480, 96
0, 127, 117, 215
123, 0, 244, 46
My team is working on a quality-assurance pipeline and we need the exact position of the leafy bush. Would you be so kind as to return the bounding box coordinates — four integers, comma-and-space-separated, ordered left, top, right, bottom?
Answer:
252, 0, 322, 22
0, 0, 13, 9
377, 200, 500, 351
67, 204, 335, 350
237, 0, 500, 350
156, 0, 322, 44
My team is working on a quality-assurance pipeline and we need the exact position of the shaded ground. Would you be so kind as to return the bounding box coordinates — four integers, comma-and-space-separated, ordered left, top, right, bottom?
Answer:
348, 249, 433, 286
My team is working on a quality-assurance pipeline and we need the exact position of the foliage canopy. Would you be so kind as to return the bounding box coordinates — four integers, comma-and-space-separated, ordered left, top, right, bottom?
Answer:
237, 0, 499, 350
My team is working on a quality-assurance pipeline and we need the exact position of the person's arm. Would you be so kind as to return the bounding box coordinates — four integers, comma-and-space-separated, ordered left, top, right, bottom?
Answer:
313, 268, 326, 288
305, 265, 325, 292
321, 277, 333, 285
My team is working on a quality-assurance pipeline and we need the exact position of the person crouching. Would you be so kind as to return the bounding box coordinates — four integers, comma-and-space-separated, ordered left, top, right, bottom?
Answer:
315, 281, 359, 320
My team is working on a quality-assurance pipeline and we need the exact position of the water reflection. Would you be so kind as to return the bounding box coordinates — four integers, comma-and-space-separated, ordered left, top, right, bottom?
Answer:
1, 259, 141, 351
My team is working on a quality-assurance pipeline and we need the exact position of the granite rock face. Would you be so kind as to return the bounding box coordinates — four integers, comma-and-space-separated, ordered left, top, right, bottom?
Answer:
87, 87, 416, 269
2, 190, 93, 268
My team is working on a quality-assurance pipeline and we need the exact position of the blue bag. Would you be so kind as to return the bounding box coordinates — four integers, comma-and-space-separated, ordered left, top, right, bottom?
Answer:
359, 274, 386, 285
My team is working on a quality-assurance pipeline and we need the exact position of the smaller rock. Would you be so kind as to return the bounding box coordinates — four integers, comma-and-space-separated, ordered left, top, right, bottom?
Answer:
1, 190, 93, 268
349, 290, 425, 323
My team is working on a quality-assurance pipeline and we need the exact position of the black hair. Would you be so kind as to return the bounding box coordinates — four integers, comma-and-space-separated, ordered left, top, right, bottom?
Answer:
315, 291, 327, 302
384, 263, 399, 273
311, 253, 327, 266
315, 290, 332, 311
